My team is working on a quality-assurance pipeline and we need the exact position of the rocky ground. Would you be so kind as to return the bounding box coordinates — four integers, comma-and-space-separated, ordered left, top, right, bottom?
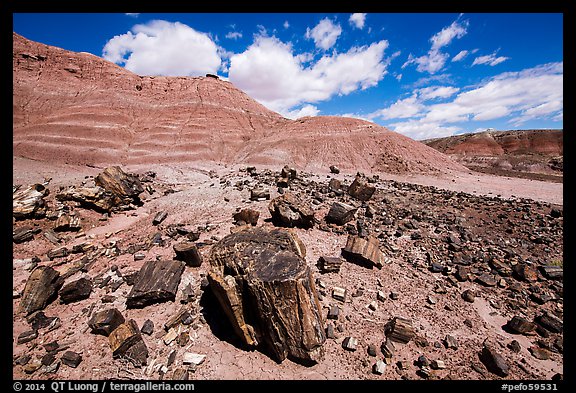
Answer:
12, 157, 563, 381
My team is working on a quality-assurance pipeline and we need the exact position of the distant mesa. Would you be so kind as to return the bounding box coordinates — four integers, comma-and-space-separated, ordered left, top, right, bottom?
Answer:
13, 32, 465, 175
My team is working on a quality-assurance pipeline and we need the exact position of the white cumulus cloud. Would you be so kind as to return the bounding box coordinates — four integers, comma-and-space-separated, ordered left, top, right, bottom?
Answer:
225, 31, 242, 40
376, 62, 562, 139
403, 19, 468, 74
305, 18, 342, 50
228, 35, 389, 117
349, 13, 367, 29
102, 20, 221, 76
472, 51, 510, 66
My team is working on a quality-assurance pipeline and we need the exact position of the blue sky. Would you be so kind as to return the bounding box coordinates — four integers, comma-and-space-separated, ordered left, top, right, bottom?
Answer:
13, 13, 563, 140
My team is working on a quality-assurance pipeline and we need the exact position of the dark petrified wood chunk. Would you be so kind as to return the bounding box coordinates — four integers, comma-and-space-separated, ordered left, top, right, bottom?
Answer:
19, 266, 64, 316
59, 277, 93, 304
126, 260, 185, 308
108, 319, 148, 366
88, 308, 125, 336
385, 316, 416, 344
325, 202, 357, 225
173, 242, 202, 267
268, 193, 315, 228
341, 235, 384, 269
348, 174, 376, 201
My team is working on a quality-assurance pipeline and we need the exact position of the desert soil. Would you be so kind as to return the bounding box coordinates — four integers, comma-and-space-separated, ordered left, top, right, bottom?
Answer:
12, 156, 563, 381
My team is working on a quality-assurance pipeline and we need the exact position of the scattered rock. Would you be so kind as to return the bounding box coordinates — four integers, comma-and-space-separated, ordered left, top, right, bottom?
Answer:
19, 266, 64, 316
444, 334, 459, 350
348, 174, 376, 201
17, 329, 38, 344
126, 260, 185, 308
539, 265, 563, 280
461, 289, 476, 303
513, 264, 539, 282
109, 319, 148, 366
141, 319, 154, 336
13, 183, 49, 219
61, 351, 82, 368
507, 316, 536, 334
54, 214, 82, 232
508, 340, 521, 353
59, 277, 93, 304
325, 202, 357, 225
332, 286, 347, 302
329, 165, 340, 174
327, 305, 340, 320
250, 187, 270, 201
431, 359, 446, 370
367, 344, 377, 357
183, 352, 206, 366
536, 312, 563, 333
317, 256, 344, 273
342, 337, 358, 351
233, 209, 260, 226
385, 317, 416, 344
529, 346, 551, 360
341, 235, 384, 269
476, 273, 498, 287
152, 211, 168, 226
88, 308, 126, 336
173, 242, 202, 267
268, 193, 315, 228
373, 360, 386, 375
479, 340, 509, 377
13, 227, 35, 243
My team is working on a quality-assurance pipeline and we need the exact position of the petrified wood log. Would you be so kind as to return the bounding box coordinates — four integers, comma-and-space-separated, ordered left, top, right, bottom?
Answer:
173, 242, 202, 267
13, 227, 35, 243
233, 209, 260, 226
126, 260, 185, 308
341, 235, 384, 268
385, 317, 416, 344
109, 319, 148, 366
13, 183, 49, 219
56, 186, 116, 212
325, 201, 357, 225
208, 227, 325, 365
88, 308, 125, 336
59, 277, 93, 304
19, 266, 64, 316
268, 193, 315, 228
95, 166, 144, 202
348, 174, 376, 201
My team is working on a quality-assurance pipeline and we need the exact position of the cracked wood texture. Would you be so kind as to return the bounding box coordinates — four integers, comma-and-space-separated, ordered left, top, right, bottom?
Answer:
208, 227, 325, 365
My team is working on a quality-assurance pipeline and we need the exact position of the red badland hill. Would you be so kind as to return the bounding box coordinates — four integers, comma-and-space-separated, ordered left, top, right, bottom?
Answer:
13, 32, 466, 174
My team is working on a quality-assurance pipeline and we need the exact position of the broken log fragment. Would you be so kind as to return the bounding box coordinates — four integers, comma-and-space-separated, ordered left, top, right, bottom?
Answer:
325, 202, 357, 225
13, 227, 35, 243
95, 166, 144, 203
59, 277, 93, 304
341, 235, 385, 269
233, 209, 260, 226
268, 193, 315, 228
348, 174, 376, 201
317, 256, 344, 273
153, 211, 168, 226
385, 317, 416, 344
88, 308, 125, 336
19, 266, 64, 316
13, 183, 49, 219
208, 227, 325, 365
108, 319, 148, 366
126, 260, 185, 308
173, 242, 202, 267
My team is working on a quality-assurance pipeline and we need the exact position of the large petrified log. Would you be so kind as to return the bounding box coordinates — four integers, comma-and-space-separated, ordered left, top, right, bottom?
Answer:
95, 166, 144, 202
268, 193, 315, 228
56, 166, 143, 212
13, 184, 49, 219
19, 266, 64, 316
126, 260, 185, 308
207, 227, 325, 365
341, 235, 385, 268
